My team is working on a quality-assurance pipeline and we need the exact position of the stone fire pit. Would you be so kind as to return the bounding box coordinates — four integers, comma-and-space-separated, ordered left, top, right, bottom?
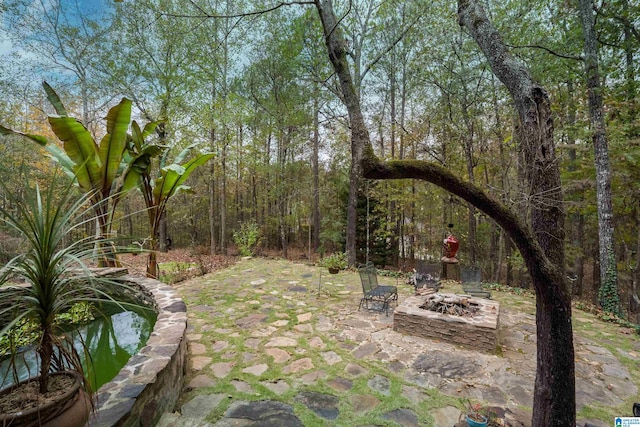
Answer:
394, 293, 499, 353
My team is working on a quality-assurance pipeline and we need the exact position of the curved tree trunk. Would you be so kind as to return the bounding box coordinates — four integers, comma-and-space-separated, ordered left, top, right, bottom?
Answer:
315, 0, 575, 425
457, 3, 573, 424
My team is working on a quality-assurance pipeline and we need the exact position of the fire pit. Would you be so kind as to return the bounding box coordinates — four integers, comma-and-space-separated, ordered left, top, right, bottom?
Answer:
394, 293, 499, 353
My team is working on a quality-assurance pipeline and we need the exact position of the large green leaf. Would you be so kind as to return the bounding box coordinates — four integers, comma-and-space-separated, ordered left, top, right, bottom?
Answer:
130, 121, 143, 152
45, 145, 75, 178
0, 124, 79, 181
0, 125, 48, 146
130, 119, 163, 153
99, 98, 132, 193
153, 153, 214, 203
42, 81, 67, 117
48, 116, 101, 192
119, 143, 165, 195
120, 157, 148, 195
142, 120, 163, 139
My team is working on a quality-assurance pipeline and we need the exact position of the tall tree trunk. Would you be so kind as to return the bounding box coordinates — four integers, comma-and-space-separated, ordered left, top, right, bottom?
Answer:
316, 1, 367, 267
622, 0, 636, 118
314, 2, 575, 426
573, 214, 585, 296
220, 140, 227, 255
631, 196, 640, 322
578, 0, 620, 315
159, 211, 168, 252
209, 138, 217, 255
462, 102, 477, 265
312, 94, 321, 252
567, 80, 585, 296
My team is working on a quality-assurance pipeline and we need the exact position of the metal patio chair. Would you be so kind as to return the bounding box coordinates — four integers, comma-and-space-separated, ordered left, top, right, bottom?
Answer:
460, 266, 492, 299
412, 260, 441, 292
358, 262, 398, 315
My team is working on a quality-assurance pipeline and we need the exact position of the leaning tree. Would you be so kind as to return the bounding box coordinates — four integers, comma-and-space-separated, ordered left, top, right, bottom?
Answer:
313, 0, 575, 425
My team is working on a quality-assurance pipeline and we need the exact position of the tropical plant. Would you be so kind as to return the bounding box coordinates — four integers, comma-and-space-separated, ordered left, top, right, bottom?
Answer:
122, 129, 214, 278
0, 82, 133, 267
0, 176, 149, 419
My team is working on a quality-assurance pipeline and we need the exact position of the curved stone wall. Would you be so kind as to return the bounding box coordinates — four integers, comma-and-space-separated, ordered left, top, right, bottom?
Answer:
90, 275, 187, 427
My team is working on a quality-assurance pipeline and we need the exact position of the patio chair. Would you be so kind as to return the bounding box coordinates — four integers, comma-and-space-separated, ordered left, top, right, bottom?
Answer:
412, 260, 441, 292
460, 266, 491, 299
358, 262, 398, 315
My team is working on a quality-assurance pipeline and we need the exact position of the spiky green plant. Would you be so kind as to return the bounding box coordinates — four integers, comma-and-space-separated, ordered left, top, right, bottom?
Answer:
0, 177, 148, 396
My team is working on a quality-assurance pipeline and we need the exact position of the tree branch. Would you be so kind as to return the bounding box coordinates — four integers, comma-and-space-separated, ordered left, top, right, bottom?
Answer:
361, 153, 563, 288
360, 14, 422, 82
158, 1, 315, 20
505, 43, 583, 61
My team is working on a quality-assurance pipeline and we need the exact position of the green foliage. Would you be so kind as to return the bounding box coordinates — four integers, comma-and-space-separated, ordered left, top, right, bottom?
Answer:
574, 299, 639, 333
0, 83, 136, 266
0, 176, 151, 394
232, 222, 261, 257
55, 302, 95, 326
485, 283, 534, 297
124, 132, 214, 278
318, 252, 348, 270
598, 250, 623, 318
356, 181, 394, 266
0, 318, 39, 355
1, 302, 95, 354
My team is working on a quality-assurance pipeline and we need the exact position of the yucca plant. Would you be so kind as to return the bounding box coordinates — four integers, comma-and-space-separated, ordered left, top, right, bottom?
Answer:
0, 176, 148, 421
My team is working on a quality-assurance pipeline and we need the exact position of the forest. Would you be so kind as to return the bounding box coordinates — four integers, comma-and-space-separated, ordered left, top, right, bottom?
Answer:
0, 0, 639, 320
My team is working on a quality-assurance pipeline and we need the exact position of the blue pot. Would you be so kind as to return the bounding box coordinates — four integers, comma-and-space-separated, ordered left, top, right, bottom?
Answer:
466, 414, 488, 427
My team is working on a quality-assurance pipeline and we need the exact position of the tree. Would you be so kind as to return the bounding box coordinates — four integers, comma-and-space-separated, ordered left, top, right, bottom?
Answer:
578, 0, 622, 316
3, 0, 114, 129
123, 127, 214, 278
314, 0, 574, 425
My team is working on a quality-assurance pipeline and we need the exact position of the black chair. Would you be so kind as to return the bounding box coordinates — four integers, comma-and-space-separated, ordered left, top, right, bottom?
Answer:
357, 262, 398, 315
460, 267, 491, 299
412, 260, 441, 292
633, 402, 640, 416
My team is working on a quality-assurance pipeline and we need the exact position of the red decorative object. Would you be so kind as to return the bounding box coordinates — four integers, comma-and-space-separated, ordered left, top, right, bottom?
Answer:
443, 234, 459, 258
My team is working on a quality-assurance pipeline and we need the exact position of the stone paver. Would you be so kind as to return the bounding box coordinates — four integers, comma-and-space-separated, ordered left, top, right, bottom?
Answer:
265, 347, 291, 363
161, 257, 638, 426
261, 380, 291, 395
327, 377, 352, 392
189, 342, 207, 355
190, 356, 212, 371
188, 375, 216, 389
242, 363, 268, 376
265, 337, 298, 347
210, 362, 235, 378
282, 357, 314, 374
182, 394, 225, 418
351, 394, 380, 413
321, 350, 342, 365
295, 392, 340, 420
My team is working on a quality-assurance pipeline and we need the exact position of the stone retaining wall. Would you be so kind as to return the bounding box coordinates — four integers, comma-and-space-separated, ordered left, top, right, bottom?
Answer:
394, 294, 499, 353
90, 275, 187, 427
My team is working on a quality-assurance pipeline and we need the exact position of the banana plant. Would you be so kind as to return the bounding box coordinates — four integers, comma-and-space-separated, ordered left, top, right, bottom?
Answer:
121, 126, 213, 278
0, 82, 132, 267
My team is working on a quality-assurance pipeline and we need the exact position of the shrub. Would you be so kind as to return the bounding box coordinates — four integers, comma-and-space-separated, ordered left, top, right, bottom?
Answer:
233, 222, 261, 257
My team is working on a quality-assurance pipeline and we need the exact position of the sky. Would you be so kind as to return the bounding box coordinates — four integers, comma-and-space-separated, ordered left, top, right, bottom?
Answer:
0, 0, 111, 55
